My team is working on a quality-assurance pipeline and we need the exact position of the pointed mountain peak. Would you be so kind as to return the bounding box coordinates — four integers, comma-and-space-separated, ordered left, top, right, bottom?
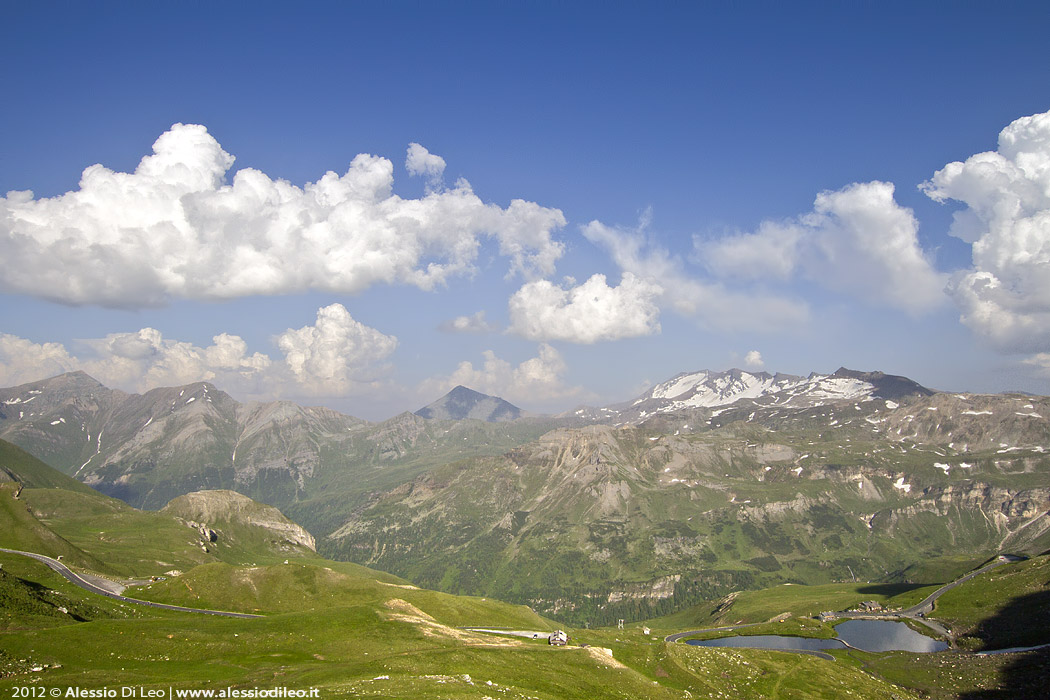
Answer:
43, 370, 107, 390
415, 386, 524, 422
447, 385, 488, 400
0, 372, 121, 414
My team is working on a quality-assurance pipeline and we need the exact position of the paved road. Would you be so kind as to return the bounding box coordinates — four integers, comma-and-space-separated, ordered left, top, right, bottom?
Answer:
0, 547, 263, 619
900, 558, 1013, 617
815, 556, 1017, 637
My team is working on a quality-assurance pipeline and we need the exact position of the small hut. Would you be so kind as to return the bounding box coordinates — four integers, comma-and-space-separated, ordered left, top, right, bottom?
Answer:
548, 630, 568, 646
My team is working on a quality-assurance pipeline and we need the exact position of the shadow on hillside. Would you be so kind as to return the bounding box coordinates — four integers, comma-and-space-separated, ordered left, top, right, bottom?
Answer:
854, 582, 930, 597
958, 589, 1050, 699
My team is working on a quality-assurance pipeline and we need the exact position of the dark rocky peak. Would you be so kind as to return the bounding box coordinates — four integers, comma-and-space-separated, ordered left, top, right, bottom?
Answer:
415, 385, 523, 422
831, 368, 934, 400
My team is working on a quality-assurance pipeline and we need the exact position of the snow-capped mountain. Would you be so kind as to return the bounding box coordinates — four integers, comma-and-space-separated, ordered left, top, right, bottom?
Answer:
597, 367, 933, 423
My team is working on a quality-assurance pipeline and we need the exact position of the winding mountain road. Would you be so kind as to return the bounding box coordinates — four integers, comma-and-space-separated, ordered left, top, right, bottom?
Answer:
0, 547, 263, 619
899, 557, 1016, 617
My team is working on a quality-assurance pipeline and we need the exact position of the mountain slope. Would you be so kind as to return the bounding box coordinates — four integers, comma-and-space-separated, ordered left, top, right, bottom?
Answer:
327, 390, 1050, 625
0, 439, 97, 494
4, 367, 1049, 629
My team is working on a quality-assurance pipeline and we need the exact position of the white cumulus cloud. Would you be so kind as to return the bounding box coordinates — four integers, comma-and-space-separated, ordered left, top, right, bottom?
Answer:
82, 328, 273, 391
275, 304, 398, 396
744, 350, 764, 369
507, 272, 662, 343
699, 181, 948, 314
921, 108, 1050, 354
0, 328, 271, 394
0, 124, 566, 307
0, 335, 80, 387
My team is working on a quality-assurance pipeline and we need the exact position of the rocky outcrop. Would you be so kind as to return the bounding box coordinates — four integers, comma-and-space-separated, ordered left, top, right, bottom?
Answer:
607, 574, 680, 604
162, 489, 316, 551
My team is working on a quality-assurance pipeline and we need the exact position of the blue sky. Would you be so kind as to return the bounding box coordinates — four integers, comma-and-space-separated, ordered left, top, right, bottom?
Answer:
2, 1, 1050, 419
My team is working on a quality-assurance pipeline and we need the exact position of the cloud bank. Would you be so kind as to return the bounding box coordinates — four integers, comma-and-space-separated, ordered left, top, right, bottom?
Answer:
0, 124, 566, 307
0, 304, 396, 399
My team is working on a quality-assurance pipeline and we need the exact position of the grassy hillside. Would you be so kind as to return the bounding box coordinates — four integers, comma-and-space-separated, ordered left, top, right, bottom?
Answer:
0, 563, 119, 632
1, 505, 924, 699
647, 580, 941, 630
0, 440, 331, 579
0, 439, 98, 493
0, 548, 925, 699
0, 484, 111, 571
129, 559, 554, 628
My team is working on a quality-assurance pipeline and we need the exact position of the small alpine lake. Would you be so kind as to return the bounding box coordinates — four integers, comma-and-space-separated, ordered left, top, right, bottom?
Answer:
687, 619, 949, 654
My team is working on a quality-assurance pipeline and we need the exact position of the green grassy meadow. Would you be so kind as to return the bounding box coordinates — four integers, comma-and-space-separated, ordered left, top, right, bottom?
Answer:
5, 546, 1049, 698
1, 550, 919, 699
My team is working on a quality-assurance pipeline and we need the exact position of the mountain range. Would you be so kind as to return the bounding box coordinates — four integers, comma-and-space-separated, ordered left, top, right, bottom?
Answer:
2, 366, 1048, 624
569, 367, 934, 424
0, 372, 560, 535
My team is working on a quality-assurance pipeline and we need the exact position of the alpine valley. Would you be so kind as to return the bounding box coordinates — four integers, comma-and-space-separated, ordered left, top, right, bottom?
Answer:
2, 367, 1048, 628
